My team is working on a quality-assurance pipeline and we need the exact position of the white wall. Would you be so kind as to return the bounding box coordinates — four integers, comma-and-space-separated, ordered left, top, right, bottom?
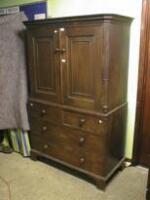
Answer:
49, 0, 140, 18
48, 0, 143, 158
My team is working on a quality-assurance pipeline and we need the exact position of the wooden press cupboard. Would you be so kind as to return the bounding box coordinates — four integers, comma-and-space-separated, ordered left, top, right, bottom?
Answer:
25, 14, 132, 189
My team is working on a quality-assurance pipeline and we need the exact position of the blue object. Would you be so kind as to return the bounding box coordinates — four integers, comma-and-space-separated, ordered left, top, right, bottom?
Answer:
20, 1, 47, 21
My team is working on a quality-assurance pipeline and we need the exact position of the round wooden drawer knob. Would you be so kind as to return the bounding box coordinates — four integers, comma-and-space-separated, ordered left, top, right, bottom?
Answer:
80, 157, 85, 163
98, 119, 103, 124
42, 126, 47, 131
79, 137, 85, 143
79, 118, 86, 126
30, 102, 34, 107
54, 30, 58, 33
41, 109, 46, 114
43, 144, 48, 149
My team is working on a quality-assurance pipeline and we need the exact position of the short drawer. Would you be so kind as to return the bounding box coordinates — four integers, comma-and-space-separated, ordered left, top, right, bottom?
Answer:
30, 134, 104, 175
28, 101, 61, 124
62, 110, 108, 135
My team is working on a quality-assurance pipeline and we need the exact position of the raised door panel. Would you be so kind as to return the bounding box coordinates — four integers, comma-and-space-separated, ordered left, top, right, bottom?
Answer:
61, 26, 103, 111
27, 27, 60, 103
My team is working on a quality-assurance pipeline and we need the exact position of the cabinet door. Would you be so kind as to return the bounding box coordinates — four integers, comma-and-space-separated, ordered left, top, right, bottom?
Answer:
61, 25, 103, 111
27, 26, 60, 103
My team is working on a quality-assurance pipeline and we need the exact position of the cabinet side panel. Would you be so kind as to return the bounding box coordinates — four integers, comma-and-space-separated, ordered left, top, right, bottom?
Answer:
108, 22, 130, 110
104, 105, 127, 176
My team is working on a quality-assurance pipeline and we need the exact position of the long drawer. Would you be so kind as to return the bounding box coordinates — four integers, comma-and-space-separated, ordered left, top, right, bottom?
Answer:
28, 100, 61, 125
29, 117, 105, 175
30, 134, 104, 175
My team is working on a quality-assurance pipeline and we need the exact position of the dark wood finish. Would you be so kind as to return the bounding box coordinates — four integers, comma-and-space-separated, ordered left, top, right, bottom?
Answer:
25, 14, 132, 189
28, 100, 61, 125
30, 130, 105, 175
61, 25, 103, 111
62, 110, 108, 135
27, 26, 61, 103
30, 150, 38, 161
133, 0, 150, 167
108, 22, 130, 111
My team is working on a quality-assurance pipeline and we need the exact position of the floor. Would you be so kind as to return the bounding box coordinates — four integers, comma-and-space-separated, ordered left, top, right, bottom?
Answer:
0, 152, 148, 200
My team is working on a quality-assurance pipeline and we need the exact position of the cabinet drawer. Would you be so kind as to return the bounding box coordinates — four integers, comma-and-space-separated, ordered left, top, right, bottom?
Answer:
29, 117, 105, 153
62, 110, 108, 135
28, 101, 61, 124
30, 134, 104, 175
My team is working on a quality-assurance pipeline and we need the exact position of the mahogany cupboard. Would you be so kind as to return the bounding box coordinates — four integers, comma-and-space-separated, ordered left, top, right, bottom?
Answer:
24, 14, 132, 189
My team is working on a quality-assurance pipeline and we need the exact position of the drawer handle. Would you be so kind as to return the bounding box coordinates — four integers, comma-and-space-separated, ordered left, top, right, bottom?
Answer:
55, 48, 66, 54
61, 48, 66, 53
43, 144, 48, 149
79, 137, 85, 144
41, 109, 46, 115
80, 157, 85, 163
55, 48, 61, 52
42, 126, 47, 131
98, 119, 103, 124
79, 118, 86, 126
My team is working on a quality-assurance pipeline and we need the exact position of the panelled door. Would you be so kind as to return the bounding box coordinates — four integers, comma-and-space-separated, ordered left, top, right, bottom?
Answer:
60, 25, 104, 111
27, 26, 60, 103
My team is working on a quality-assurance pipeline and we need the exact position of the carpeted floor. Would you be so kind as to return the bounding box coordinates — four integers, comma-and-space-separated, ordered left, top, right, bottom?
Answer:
0, 152, 148, 200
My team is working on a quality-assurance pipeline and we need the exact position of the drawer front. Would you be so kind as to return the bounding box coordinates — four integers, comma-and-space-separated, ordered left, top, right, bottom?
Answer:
30, 134, 104, 175
29, 117, 105, 154
28, 101, 61, 124
62, 110, 108, 135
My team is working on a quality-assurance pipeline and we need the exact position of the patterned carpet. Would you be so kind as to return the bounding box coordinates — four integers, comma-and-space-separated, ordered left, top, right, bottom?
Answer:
0, 153, 148, 200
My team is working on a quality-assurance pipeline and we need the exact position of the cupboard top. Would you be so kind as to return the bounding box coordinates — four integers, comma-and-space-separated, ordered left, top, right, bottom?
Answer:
24, 13, 133, 26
